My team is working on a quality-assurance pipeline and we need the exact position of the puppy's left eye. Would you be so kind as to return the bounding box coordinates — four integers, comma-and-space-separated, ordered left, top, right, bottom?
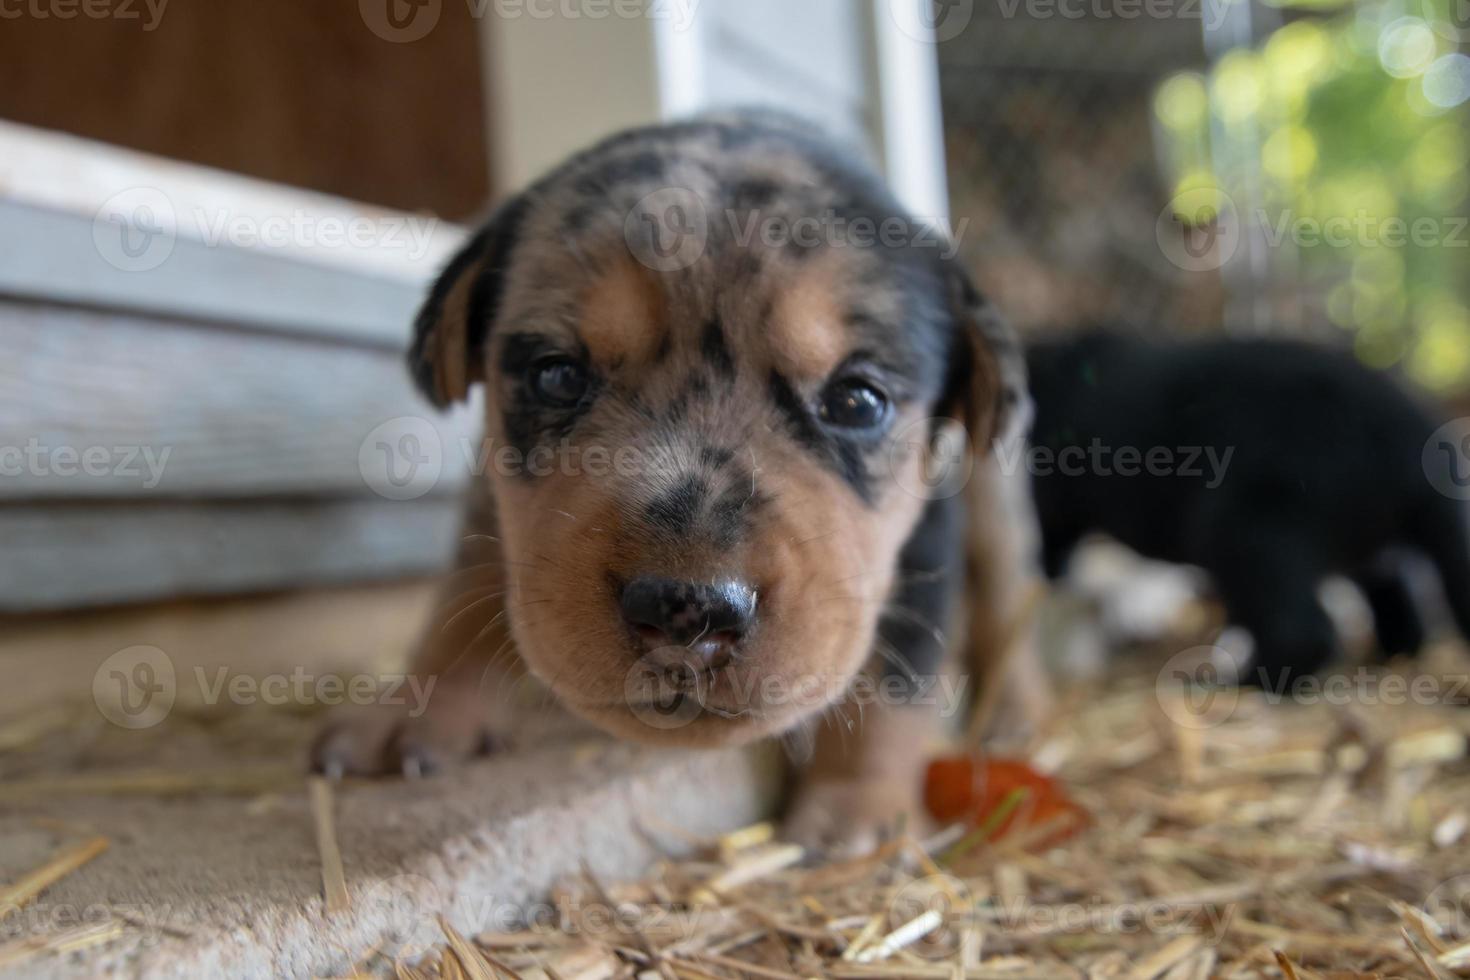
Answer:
819, 378, 891, 431
530, 357, 590, 406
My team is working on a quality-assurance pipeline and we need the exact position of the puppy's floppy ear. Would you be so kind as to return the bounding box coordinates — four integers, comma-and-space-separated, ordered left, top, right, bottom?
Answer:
408, 195, 530, 409
940, 263, 1032, 453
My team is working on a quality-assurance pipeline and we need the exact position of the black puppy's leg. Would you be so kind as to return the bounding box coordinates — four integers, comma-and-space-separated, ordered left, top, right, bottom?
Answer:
1210, 538, 1337, 691
1040, 528, 1080, 581
1353, 566, 1426, 660
1411, 494, 1470, 645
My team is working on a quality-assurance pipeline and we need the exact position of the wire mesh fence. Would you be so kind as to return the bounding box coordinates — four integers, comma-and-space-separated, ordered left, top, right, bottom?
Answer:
936, 0, 1470, 399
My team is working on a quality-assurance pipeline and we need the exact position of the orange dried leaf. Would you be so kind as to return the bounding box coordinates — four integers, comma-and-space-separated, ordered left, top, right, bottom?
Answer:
924, 755, 1088, 848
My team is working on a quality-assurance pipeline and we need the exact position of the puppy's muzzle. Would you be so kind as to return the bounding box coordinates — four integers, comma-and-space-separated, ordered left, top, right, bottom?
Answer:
619, 576, 757, 671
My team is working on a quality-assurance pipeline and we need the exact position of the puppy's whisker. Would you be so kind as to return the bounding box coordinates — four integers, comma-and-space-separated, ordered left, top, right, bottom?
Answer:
685, 617, 713, 650
528, 550, 573, 573
813, 593, 866, 606
441, 592, 507, 634
431, 586, 508, 618
481, 637, 521, 698
880, 605, 947, 649
780, 717, 816, 765
890, 568, 951, 585
790, 528, 841, 549
872, 639, 919, 685
467, 608, 510, 649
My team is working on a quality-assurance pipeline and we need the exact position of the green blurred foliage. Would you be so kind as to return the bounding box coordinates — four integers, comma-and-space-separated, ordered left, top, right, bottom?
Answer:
1155, 0, 1470, 393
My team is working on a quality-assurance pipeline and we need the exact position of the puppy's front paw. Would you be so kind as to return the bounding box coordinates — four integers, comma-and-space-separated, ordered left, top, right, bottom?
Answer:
783, 778, 932, 859
309, 685, 507, 779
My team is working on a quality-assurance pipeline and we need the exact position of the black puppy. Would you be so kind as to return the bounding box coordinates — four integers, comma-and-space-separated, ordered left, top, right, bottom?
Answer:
1026, 330, 1470, 684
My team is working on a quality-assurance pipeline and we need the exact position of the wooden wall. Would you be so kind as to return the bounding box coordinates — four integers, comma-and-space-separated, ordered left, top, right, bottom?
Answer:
0, 0, 491, 220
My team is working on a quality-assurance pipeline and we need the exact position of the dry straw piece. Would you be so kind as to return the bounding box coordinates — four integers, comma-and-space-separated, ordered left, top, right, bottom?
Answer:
370, 644, 1470, 979
309, 775, 351, 915
0, 836, 109, 922
0, 836, 114, 970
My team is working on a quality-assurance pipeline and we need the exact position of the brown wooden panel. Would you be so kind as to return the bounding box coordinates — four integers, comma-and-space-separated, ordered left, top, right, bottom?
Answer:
0, 0, 491, 220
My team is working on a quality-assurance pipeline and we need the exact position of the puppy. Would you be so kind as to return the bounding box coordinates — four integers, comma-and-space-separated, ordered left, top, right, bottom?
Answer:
1027, 329, 1470, 685
312, 111, 1042, 850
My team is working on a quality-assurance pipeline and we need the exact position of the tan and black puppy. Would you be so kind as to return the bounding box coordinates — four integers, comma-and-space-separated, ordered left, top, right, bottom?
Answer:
313, 111, 1043, 850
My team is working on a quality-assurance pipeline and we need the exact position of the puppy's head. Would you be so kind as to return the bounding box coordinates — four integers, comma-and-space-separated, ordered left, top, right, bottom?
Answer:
412, 113, 1024, 746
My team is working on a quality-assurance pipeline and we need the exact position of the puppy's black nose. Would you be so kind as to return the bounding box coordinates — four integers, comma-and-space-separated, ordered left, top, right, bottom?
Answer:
619, 577, 756, 667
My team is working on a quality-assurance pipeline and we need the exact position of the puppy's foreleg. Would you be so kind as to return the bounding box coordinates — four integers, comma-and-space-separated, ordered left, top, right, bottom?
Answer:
312, 486, 526, 776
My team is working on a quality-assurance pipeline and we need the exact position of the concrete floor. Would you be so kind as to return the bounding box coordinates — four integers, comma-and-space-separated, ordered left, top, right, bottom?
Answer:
0, 585, 782, 978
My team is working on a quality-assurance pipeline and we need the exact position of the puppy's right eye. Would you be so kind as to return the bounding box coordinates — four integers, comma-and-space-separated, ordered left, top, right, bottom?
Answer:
819, 377, 891, 432
530, 357, 589, 406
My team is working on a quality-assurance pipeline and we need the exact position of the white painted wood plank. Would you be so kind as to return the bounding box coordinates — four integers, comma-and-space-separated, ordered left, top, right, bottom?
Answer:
870, 0, 952, 223
0, 120, 468, 346
0, 498, 463, 611
706, 0, 872, 106
0, 301, 481, 499
0, 120, 466, 284
0, 201, 435, 348
699, 51, 874, 155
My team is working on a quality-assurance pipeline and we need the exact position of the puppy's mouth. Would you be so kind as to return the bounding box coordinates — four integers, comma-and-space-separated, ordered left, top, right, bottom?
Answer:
605, 660, 768, 720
